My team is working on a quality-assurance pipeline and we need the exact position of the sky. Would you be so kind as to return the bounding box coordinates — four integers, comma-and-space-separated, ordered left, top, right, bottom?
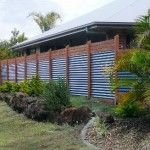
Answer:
0, 0, 115, 40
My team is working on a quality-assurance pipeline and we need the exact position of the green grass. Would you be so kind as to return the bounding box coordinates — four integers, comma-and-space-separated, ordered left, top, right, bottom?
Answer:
0, 101, 90, 150
71, 96, 113, 112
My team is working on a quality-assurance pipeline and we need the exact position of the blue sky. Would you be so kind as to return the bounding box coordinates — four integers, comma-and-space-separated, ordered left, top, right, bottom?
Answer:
0, 0, 114, 40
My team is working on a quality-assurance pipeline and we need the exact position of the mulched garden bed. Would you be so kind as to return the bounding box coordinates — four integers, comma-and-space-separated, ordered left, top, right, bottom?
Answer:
85, 117, 150, 150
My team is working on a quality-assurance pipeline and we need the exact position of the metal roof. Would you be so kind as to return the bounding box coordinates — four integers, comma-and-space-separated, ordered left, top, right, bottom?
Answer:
13, 0, 150, 50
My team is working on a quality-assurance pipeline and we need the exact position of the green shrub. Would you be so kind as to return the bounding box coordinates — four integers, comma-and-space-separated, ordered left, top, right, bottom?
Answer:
113, 100, 140, 118
42, 78, 70, 112
0, 81, 20, 93
11, 82, 20, 93
20, 75, 43, 96
29, 75, 43, 96
20, 80, 31, 95
0, 81, 12, 93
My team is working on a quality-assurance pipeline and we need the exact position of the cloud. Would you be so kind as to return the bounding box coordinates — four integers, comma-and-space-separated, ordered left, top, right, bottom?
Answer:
0, 0, 114, 40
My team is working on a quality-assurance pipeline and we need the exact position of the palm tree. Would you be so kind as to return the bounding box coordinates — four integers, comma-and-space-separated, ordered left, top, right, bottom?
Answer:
29, 12, 61, 33
136, 9, 150, 50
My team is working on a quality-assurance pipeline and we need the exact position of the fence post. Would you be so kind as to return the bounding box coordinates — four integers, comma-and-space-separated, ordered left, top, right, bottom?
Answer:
24, 54, 27, 80
7, 59, 9, 81
87, 41, 92, 99
36, 51, 39, 75
114, 35, 120, 105
15, 58, 17, 83
65, 45, 69, 84
49, 49, 52, 80
0, 61, 2, 85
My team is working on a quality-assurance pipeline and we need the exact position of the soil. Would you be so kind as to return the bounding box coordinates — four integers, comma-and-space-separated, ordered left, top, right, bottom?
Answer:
85, 117, 150, 150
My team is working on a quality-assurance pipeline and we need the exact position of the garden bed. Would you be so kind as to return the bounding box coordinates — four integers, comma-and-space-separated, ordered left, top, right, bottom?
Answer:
85, 116, 150, 150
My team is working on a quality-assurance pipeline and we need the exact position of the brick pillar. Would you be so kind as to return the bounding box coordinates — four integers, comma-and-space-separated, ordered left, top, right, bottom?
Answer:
24, 54, 27, 80
65, 45, 69, 84
114, 35, 120, 105
49, 49, 52, 80
15, 58, 17, 83
7, 59, 9, 81
87, 41, 92, 99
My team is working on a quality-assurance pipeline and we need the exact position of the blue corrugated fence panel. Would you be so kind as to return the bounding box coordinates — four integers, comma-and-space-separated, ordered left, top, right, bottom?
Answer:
39, 60, 49, 81
52, 58, 66, 80
17, 63, 25, 82
27, 61, 36, 79
69, 54, 88, 96
91, 51, 115, 100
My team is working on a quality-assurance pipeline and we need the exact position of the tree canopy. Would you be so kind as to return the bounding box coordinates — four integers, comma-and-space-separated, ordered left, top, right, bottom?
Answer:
29, 11, 61, 32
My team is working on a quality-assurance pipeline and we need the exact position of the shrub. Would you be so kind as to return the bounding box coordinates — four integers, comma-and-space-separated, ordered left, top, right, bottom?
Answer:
20, 80, 31, 95
0, 81, 12, 93
0, 81, 20, 93
20, 75, 43, 96
11, 82, 20, 93
42, 78, 70, 112
29, 75, 44, 96
113, 99, 141, 118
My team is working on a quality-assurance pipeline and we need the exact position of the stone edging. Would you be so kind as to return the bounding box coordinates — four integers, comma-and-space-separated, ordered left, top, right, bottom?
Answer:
81, 117, 101, 150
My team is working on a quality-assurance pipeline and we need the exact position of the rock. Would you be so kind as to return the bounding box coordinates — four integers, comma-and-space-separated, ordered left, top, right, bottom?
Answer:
96, 110, 114, 124
24, 100, 49, 121
15, 92, 28, 99
10, 95, 28, 113
61, 106, 94, 125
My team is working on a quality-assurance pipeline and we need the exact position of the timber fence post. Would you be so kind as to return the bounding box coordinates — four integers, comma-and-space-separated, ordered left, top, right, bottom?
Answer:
7, 59, 9, 81
65, 45, 69, 84
24, 54, 27, 80
15, 58, 17, 83
36, 51, 39, 75
114, 35, 120, 105
87, 41, 92, 99
49, 49, 52, 80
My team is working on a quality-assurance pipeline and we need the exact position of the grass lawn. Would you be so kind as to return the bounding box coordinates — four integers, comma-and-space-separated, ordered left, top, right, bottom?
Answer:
71, 96, 113, 112
0, 96, 113, 150
0, 101, 91, 150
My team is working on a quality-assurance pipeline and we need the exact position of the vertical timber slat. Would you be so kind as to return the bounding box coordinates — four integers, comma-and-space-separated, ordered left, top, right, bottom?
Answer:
114, 35, 120, 105
87, 41, 92, 98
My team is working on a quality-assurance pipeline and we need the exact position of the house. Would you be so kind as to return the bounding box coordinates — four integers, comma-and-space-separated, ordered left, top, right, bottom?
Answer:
12, 0, 150, 55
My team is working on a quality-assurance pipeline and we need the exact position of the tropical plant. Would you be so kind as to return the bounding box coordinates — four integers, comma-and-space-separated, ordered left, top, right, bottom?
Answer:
29, 11, 61, 32
111, 50, 150, 117
135, 9, 150, 50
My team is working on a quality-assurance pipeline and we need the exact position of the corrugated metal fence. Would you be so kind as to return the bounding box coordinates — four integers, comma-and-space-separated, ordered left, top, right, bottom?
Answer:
0, 35, 120, 104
